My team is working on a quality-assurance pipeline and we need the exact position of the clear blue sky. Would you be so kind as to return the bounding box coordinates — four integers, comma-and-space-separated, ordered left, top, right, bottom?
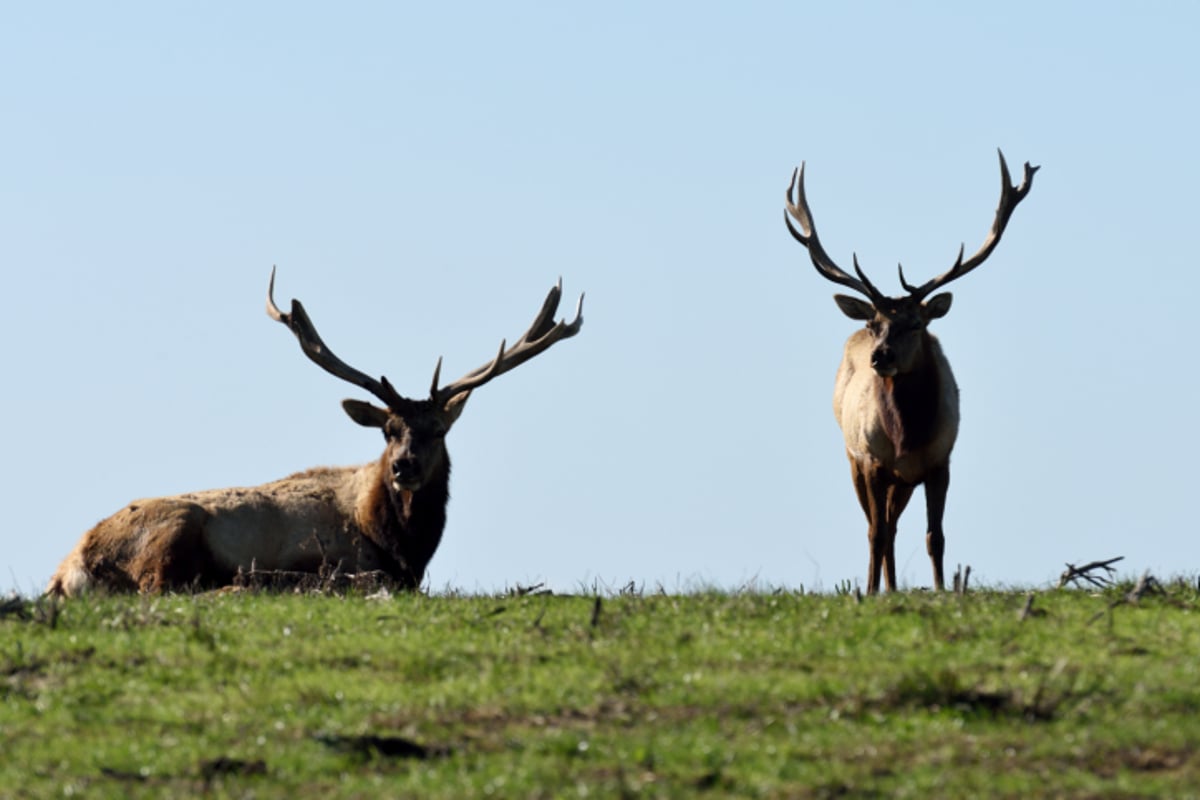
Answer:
3, 2, 1196, 594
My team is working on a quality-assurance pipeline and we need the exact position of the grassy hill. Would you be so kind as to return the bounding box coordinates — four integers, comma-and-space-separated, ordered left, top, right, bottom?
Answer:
3, 582, 1198, 798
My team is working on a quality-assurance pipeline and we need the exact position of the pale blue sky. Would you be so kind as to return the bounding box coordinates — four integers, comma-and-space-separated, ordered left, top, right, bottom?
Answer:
3, 2, 1197, 594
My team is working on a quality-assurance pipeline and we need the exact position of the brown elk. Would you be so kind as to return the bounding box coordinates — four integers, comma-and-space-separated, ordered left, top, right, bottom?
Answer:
785, 150, 1037, 593
47, 269, 584, 596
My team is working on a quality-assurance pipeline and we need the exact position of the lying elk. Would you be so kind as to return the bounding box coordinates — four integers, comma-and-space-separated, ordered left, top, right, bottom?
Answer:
47, 269, 583, 596
785, 150, 1037, 593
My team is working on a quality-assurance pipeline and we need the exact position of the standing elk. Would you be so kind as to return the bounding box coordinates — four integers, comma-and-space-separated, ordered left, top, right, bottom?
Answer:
785, 150, 1037, 593
47, 269, 583, 596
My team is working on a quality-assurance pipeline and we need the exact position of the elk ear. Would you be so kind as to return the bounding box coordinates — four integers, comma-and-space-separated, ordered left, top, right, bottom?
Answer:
924, 292, 953, 320
341, 399, 390, 429
833, 294, 875, 321
441, 391, 470, 428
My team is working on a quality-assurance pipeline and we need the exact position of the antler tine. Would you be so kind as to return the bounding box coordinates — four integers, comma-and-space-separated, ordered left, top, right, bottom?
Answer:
428, 356, 443, 400
267, 267, 405, 409
851, 254, 887, 302
785, 164, 884, 303
431, 280, 584, 405
907, 149, 1039, 300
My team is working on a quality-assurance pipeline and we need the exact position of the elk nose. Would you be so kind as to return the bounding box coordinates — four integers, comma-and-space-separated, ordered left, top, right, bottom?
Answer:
871, 348, 893, 370
392, 459, 419, 483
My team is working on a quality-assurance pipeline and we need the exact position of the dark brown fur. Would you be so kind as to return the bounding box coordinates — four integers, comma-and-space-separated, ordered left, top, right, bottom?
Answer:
875, 337, 943, 459
358, 452, 450, 589
69, 501, 226, 593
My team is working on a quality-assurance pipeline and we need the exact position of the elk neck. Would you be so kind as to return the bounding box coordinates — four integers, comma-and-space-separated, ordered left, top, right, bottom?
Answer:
873, 335, 943, 460
359, 452, 451, 587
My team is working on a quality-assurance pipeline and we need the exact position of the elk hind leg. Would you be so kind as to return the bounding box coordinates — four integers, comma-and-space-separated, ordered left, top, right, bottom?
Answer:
122, 502, 218, 592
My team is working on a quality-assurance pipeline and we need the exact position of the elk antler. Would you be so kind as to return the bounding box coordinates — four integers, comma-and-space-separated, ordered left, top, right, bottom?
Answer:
431, 278, 584, 405
785, 163, 887, 304
786, 152, 1039, 303
266, 266, 407, 409
902, 149, 1039, 301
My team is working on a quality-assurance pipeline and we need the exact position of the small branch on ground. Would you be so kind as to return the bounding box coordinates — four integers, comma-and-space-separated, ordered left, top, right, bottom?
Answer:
0, 593, 29, 620
1125, 570, 1163, 603
231, 565, 399, 595
1018, 592, 1040, 621
511, 582, 551, 597
1058, 556, 1124, 589
1087, 569, 1163, 625
953, 565, 972, 596
35, 595, 60, 629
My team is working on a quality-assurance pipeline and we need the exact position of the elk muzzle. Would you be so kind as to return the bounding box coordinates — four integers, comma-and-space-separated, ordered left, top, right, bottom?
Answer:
391, 457, 424, 491
870, 345, 898, 378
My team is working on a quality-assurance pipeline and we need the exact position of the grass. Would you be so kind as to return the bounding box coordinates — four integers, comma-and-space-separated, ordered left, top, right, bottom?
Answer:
3, 581, 1200, 798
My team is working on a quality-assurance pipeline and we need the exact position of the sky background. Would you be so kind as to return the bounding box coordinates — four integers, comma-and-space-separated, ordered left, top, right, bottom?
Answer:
3, 2, 1196, 595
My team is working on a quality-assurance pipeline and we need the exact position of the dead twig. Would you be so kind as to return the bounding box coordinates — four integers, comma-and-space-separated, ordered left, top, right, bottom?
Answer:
1058, 556, 1124, 589
952, 564, 972, 596
510, 582, 551, 597
1087, 569, 1163, 625
1125, 570, 1164, 603
0, 593, 29, 621
35, 595, 60, 629
231, 564, 399, 595
1018, 593, 1037, 621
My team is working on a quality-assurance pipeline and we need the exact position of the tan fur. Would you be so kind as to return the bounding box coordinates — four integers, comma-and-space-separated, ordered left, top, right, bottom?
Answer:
47, 462, 395, 596
834, 328, 959, 485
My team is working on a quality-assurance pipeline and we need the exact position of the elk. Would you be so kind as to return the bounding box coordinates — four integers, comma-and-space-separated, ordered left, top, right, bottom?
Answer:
47, 269, 584, 596
785, 150, 1037, 593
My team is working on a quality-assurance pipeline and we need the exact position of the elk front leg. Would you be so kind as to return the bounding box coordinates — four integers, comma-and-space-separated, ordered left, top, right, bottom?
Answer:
883, 483, 915, 592
848, 457, 880, 594
861, 463, 894, 595
923, 463, 949, 591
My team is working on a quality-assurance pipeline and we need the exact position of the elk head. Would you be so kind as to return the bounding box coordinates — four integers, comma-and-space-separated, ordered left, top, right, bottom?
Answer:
785, 150, 1038, 376
266, 268, 584, 494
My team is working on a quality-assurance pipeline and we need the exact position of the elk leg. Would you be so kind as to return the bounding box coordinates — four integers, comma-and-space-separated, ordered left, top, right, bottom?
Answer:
848, 453, 871, 519
124, 502, 217, 592
923, 463, 950, 591
883, 483, 915, 592
862, 464, 893, 595
847, 456, 882, 593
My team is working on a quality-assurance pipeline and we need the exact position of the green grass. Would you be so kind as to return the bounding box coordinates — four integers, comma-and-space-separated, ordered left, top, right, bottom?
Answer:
3, 583, 1200, 798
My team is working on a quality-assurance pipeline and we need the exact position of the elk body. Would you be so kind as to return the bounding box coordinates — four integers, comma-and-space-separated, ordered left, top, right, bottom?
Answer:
785, 151, 1037, 593
47, 270, 583, 596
